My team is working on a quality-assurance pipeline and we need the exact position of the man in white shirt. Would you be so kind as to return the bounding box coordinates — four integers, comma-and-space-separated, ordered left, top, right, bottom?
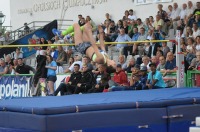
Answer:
128, 9, 137, 21
170, 3, 181, 33
187, 1, 195, 19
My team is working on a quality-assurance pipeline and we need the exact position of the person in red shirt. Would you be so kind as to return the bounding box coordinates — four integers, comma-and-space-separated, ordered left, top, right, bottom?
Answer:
111, 64, 129, 86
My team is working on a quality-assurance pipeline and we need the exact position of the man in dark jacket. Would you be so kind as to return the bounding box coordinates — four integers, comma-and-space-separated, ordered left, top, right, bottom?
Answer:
74, 64, 95, 94
54, 64, 82, 96
15, 58, 35, 74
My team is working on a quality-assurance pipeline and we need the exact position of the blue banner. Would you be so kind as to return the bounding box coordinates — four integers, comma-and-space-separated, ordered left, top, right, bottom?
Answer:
0, 20, 57, 58
0, 76, 32, 100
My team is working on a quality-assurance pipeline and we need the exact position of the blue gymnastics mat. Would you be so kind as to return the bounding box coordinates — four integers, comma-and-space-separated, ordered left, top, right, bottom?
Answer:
0, 88, 200, 132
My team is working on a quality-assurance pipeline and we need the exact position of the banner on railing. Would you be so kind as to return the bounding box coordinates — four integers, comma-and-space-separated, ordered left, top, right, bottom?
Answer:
0, 76, 32, 100
135, 0, 173, 5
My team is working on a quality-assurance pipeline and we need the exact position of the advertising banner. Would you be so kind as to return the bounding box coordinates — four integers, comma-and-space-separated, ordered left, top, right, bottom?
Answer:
0, 76, 32, 100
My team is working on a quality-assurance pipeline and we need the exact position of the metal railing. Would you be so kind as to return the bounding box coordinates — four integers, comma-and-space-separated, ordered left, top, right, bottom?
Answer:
8, 19, 73, 43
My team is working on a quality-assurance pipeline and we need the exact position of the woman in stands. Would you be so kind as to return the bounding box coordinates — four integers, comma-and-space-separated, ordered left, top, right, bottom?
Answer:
45, 55, 57, 96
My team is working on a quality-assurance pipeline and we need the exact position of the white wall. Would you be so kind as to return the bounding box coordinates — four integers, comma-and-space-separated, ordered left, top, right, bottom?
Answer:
10, 0, 199, 30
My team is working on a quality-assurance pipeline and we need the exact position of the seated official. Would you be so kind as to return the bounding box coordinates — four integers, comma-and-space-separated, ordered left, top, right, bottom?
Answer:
146, 63, 166, 89
15, 58, 35, 74
54, 64, 82, 96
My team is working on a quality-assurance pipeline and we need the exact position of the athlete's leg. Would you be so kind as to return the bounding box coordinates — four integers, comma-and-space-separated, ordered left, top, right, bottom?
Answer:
73, 23, 83, 45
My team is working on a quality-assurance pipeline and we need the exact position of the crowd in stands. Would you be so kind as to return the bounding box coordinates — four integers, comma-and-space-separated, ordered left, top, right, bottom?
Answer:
0, 1, 200, 96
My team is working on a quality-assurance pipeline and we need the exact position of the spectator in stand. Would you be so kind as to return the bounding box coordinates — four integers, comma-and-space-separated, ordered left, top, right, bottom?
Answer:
136, 18, 145, 30
147, 34, 161, 58
149, 16, 155, 27
113, 27, 132, 55
4, 31, 12, 43
155, 25, 166, 41
178, 3, 187, 26
122, 10, 129, 21
82, 55, 93, 71
157, 4, 167, 21
54, 64, 82, 96
144, 41, 151, 56
132, 27, 140, 41
163, 52, 176, 76
45, 55, 57, 96
188, 12, 200, 28
104, 20, 110, 35
146, 63, 166, 89
167, 5, 173, 19
122, 20, 129, 34
108, 64, 128, 87
139, 66, 148, 90
78, 15, 85, 26
161, 42, 170, 58
56, 46, 67, 66
104, 13, 112, 24
125, 57, 135, 73
187, 1, 195, 19
189, 51, 200, 70
24, 23, 30, 34
116, 20, 123, 31
196, 36, 200, 52
117, 55, 127, 70
154, 14, 165, 32
156, 50, 164, 59
192, 22, 200, 39
147, 29, 154, 40
192, 2, 200, 16
54, 35, 63, 44
170, 3, 181, 34
140, 56, 150, 70
144, 18, 151, 32
132, 27, 147, 56
64, 54, 82, 73
74, 64, 95, 94
86, 16, 97, 31
50, 46, 58, 61
14, 48, 23, 59
15, 58, 35, 75
5, 54, 13, 67
157, 56, 166, 71
151, 56, 159, 66
186, 37, 196, 64
108, 20, 118, 42
128, 9, 137, 21
0, 59, 9, 75
185, 26, 193, 38
68, 57, 74, 67
0, 33, 5, 45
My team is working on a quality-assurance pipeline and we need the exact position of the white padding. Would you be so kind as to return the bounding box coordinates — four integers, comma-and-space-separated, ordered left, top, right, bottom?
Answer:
190, 127, 200, 132
196, 117, 200, 126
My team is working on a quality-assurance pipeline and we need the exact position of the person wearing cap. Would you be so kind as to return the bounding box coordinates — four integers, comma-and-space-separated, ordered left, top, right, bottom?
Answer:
109, 64, 128, 87
139, 66, 148, 90
146, 63, 166, 89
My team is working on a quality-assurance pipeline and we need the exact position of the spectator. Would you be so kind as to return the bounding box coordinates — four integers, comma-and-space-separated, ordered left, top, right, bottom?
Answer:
74, 64, 95, 94
68, 57, 74, 67
140, 56, 150, 70
109, 64, 128, 87
154, 15, 165, 31
117, 55, 127, 70
4, 31, 12, 43
146, 63, 166, 89
161, 42, 170, 58
56, 46, 67, 65
136, 18, 145, 30
50, 46, 58, 61
54, 64, 82, 96
125, 58, 136, 73
15, 58, 35, 74
147, 34, 161, 58
86, 16, 97, 31
64, 54, 82, 73
0, 33, 5, 45
104, 13, 112, 24
151, 56, 159, 66
192, 22, 200, 39
24, 22, 30, 34
178, 3, 187, 25
192, 2, 200, 16
0, 59, 9, 75
45, 55, 57, 96
122, 10, 129, 21
14, 48, 23, 59
128, 9, 137, 21
196, 36, 200, 52
149, 16, 155, 27
122, 20, 129, 34
163, 52, 176, 76
78, 14, 85, 26
167, 5, 173, 18
157, 56, 166, 71
187, 1, 195, 19
186, 37, 196, 64
139, 66, 148, 90
189, 51, 200, 70
157, 4, 167, 20
82, 55, 93, 71
113, 27, 132, 55
170, 3, 181, 33
185, 26, 193, 38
